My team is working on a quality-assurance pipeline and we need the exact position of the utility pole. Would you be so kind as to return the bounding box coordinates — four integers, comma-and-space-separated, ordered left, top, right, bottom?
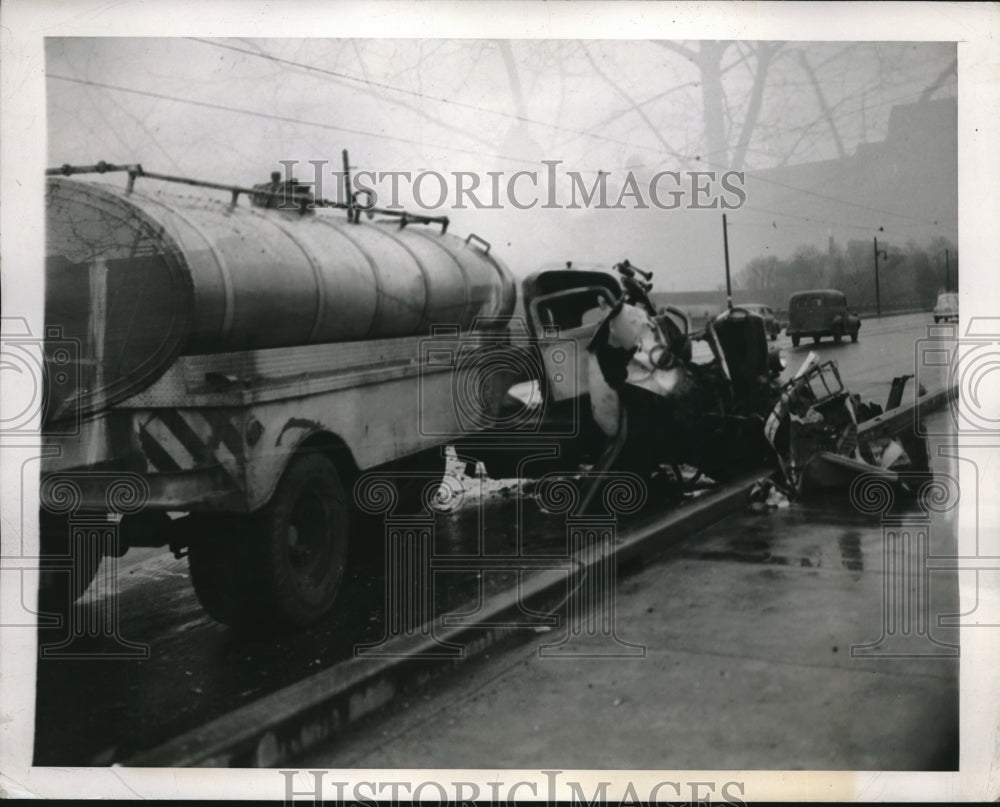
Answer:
945, 248, 950, 291
873, 236, 887, 317
722, 213, 733, 310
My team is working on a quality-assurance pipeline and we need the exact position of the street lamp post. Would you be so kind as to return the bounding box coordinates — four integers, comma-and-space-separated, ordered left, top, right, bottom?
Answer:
873, 236, 888, 317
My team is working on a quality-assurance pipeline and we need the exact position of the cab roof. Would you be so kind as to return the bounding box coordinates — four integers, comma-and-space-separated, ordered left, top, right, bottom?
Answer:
789, 289, 846, 300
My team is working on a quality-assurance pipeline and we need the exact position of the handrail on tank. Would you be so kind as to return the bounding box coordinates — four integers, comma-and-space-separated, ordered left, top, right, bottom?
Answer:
46, 161, 451, 234
464, 233, 491, 254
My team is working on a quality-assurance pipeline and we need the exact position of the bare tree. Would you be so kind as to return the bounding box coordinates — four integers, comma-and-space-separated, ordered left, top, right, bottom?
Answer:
654, 41, 783, 170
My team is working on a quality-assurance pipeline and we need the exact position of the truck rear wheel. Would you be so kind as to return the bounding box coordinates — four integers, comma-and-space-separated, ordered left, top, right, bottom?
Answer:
189, 454, 349, 629
254, 453, 349, 627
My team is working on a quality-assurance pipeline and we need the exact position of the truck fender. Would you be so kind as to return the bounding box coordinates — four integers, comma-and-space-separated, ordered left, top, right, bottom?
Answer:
255, 425, 360, 512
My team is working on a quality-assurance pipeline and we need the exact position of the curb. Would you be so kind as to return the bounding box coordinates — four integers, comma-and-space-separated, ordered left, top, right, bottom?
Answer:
124, 472, 761, 767
124, 385, 957, 768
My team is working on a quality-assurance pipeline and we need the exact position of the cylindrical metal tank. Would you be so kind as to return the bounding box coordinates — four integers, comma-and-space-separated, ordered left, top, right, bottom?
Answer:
44, 177, 517, 420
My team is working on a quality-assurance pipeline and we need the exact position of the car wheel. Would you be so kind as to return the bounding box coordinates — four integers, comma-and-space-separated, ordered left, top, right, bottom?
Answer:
834, 333, 842, 344
851, 332, 858, 344
934, 316, 940, 323
813, 336, 821, 344
791, 334, 800, 347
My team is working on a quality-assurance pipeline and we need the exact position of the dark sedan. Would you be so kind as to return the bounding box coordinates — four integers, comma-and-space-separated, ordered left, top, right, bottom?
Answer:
786, 289, 861, 346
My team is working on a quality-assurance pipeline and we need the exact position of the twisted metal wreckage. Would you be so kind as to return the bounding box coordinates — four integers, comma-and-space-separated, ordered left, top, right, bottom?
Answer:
569, 260, 932, 511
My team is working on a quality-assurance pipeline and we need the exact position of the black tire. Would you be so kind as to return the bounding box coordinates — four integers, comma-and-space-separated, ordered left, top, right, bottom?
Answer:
834, 332, 842, 344
187, 515, 251, 627
769, 330, 777, 342
791, 334, 800, 347
256, 453, 349, 627
37, 512, 103, 616
190, 454, 349, 629
934, 316, 940, 323
813, 336, 821, 344
851, 331, 859, 344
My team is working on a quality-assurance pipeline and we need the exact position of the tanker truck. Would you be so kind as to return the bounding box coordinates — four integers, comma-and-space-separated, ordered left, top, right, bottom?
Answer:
40, 163, 518, 628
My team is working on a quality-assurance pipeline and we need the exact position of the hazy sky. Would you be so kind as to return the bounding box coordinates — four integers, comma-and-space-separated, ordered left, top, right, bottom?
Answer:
45, 38, 957, 289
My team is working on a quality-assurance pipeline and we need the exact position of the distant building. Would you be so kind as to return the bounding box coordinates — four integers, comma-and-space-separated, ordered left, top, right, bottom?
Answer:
736, 98, 956, 261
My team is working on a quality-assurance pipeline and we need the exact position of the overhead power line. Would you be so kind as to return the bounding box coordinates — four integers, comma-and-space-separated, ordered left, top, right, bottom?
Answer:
186, 37, 674, 158
47, 73, 550, 169
50, 71, 954, 232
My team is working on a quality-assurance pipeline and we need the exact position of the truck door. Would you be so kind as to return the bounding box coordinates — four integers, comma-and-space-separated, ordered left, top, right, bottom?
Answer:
527, 285, 618, 402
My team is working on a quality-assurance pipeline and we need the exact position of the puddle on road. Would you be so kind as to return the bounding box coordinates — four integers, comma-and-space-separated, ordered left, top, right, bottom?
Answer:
837, 530, 864, 572
672, 491, 945, 574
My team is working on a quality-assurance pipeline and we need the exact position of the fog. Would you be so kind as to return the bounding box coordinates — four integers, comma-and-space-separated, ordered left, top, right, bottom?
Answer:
46, 38, 957, 290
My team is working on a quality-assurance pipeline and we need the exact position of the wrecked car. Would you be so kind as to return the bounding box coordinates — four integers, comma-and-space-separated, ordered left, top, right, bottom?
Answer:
764, 354, 931, 497
466, 267, 784, 496
467, 265, 930, 509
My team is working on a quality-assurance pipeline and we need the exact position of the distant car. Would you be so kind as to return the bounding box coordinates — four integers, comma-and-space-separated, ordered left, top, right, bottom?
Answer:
739, 303, 780, 341
933, 292, 958, 323
786, 289, 861, 346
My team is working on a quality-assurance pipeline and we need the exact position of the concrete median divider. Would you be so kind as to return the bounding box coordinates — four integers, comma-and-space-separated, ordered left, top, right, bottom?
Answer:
125, 383, 958, 768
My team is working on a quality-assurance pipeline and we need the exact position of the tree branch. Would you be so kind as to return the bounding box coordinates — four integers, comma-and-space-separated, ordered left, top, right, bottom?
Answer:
920, 58, 957, 102
579, 43, 682, 159
731, 43, 775, 170
655, 40, 698, 62
797, 48, 845, 159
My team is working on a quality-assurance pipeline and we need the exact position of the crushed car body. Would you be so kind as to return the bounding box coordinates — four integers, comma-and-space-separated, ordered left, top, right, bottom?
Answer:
478, 264, 932, 509
764, 354, 931, 497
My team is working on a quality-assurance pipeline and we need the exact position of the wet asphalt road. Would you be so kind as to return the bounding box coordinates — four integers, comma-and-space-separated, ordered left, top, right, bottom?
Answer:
32, 311, 948, 765
293, 433, 958, 770
773, 311, 948, 404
